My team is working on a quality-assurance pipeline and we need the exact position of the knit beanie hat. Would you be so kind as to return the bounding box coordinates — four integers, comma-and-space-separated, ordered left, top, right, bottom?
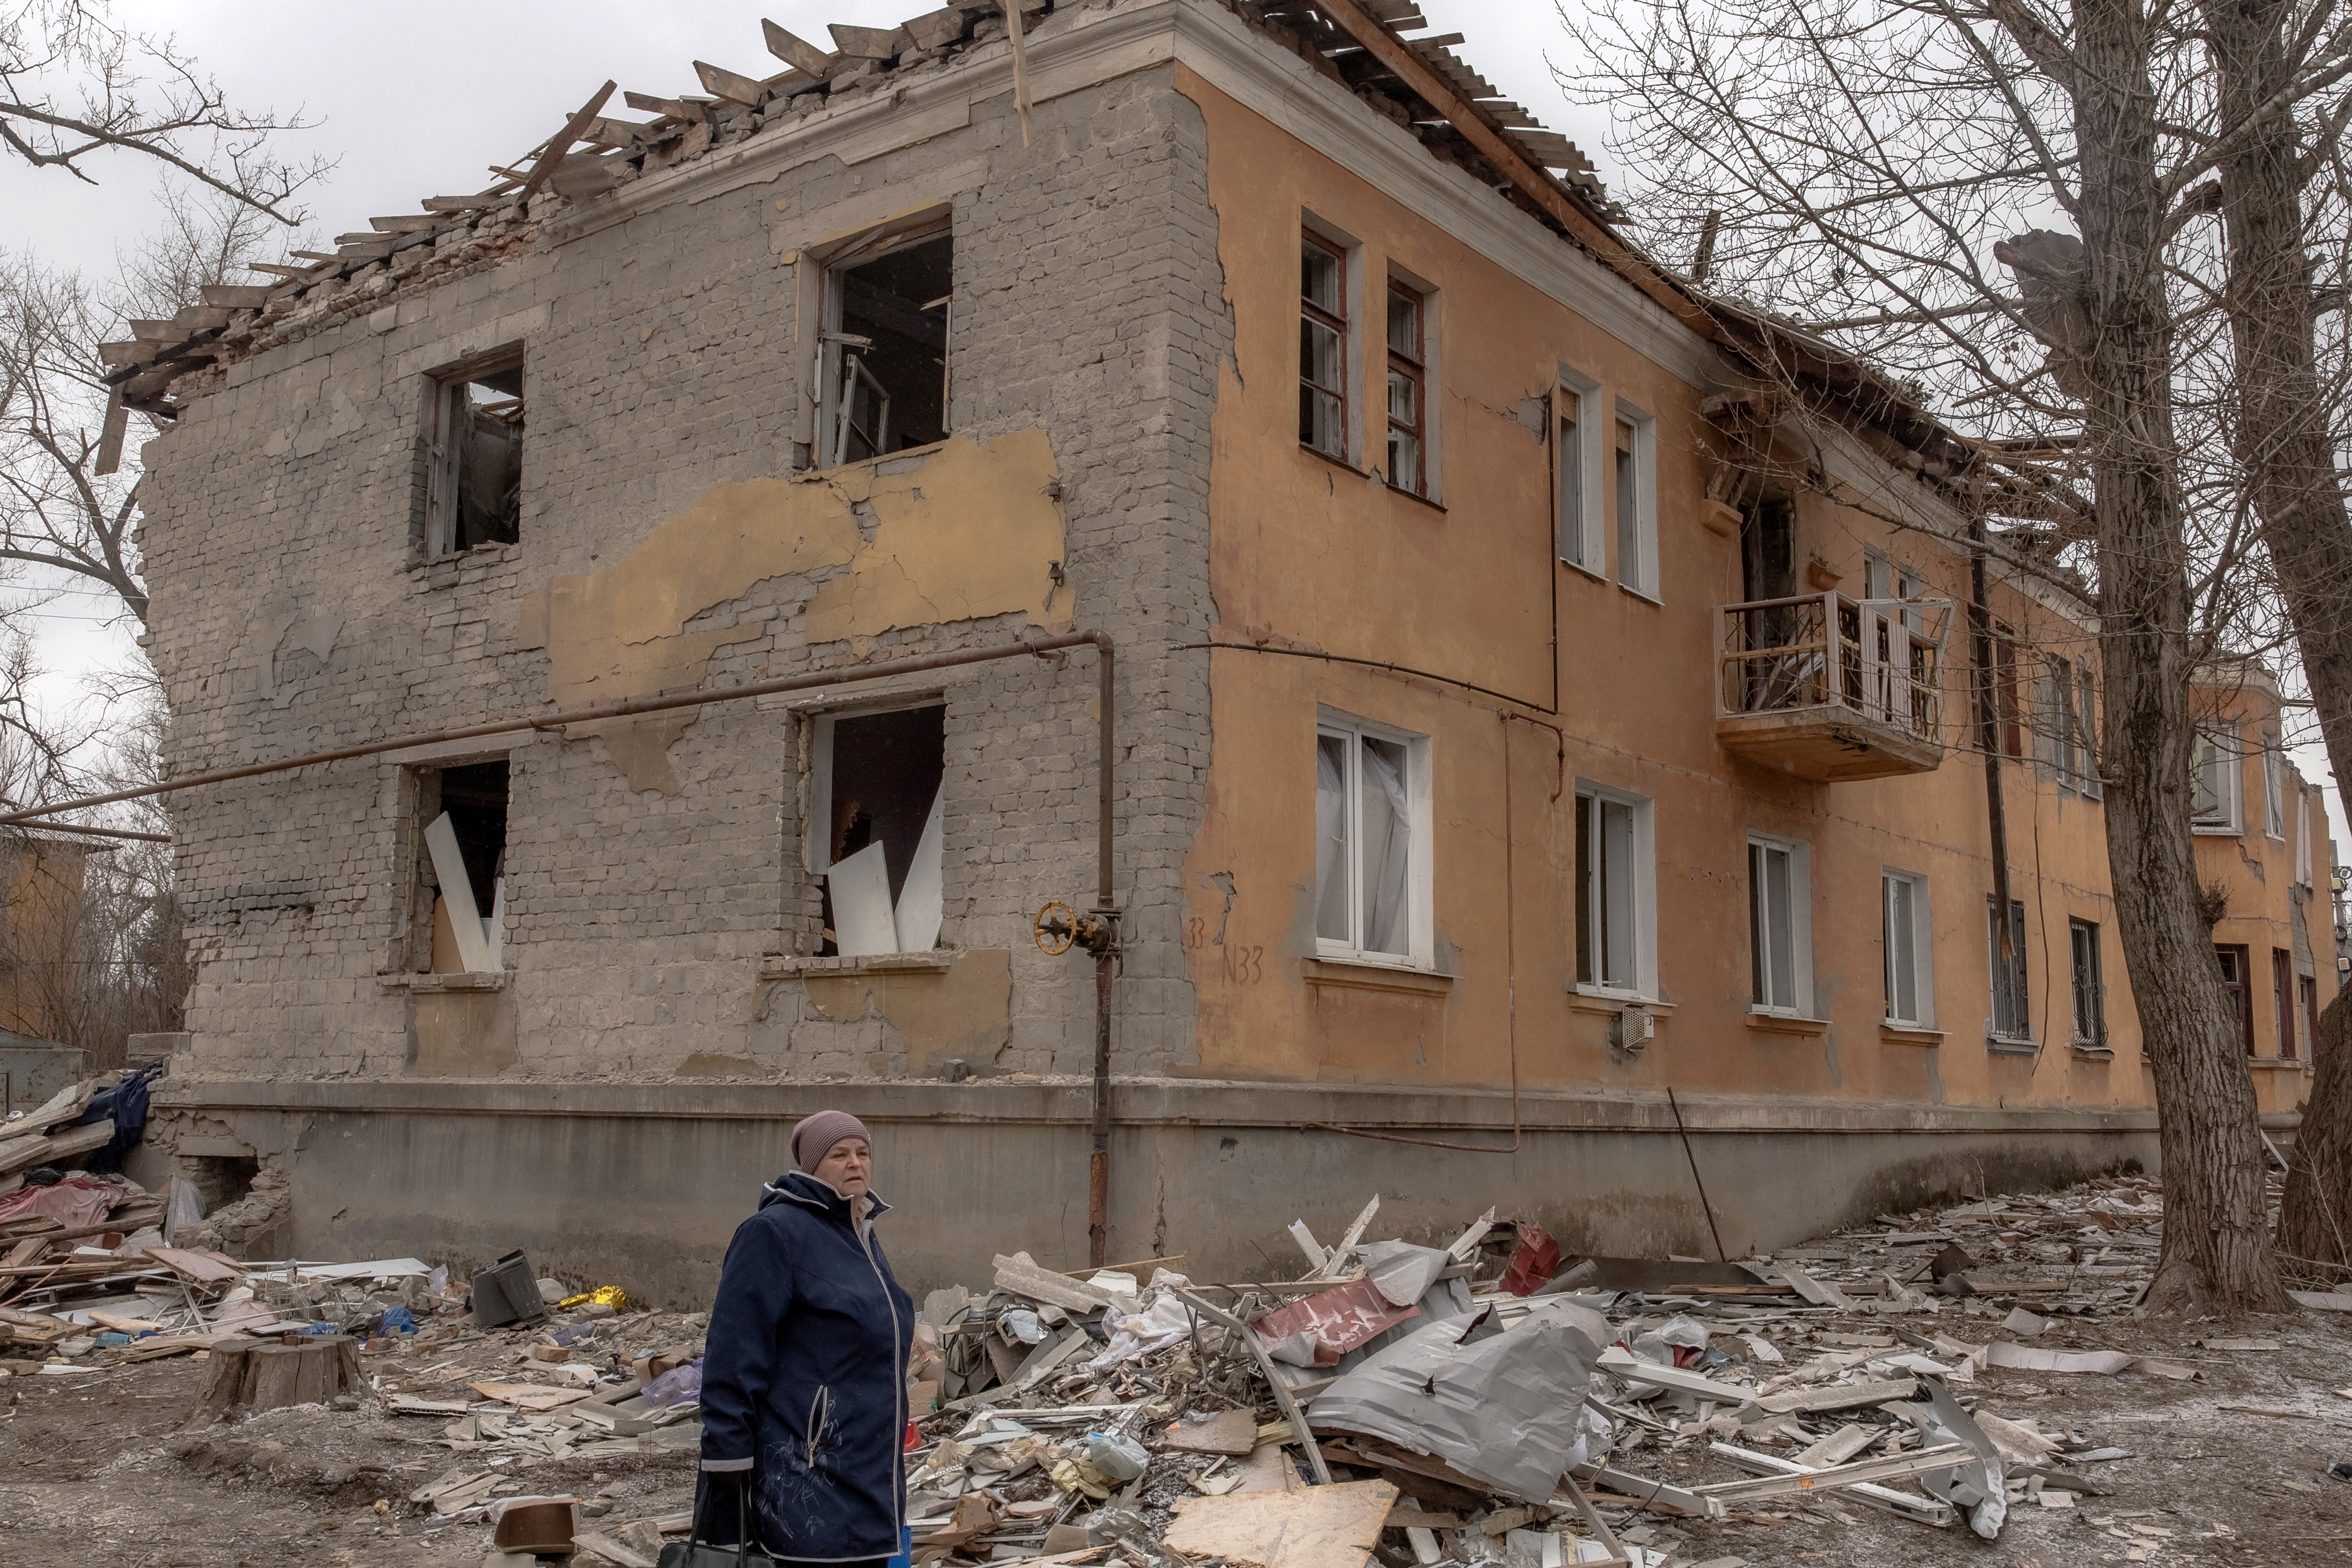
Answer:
792, 1110, 871, 1174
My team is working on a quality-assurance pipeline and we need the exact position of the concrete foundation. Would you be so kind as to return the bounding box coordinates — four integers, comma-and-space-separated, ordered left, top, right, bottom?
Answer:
138, 1078, 2164, 1304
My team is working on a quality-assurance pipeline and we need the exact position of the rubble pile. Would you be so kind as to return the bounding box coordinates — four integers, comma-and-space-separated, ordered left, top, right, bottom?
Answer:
11, 1153, 2348, 1566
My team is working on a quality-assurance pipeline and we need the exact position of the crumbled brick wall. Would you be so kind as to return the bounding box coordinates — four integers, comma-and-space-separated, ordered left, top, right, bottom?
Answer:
138, 63, 1229, 1082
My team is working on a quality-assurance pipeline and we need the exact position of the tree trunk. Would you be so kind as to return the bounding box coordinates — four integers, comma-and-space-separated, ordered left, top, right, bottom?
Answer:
2068, 0, 2288, 1313
186, 1334, 361, 1425
2199, 0, 2352, 1281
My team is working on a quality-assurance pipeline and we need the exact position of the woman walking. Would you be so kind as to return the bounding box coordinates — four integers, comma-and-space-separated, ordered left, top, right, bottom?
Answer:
696, 1110, 914, 1562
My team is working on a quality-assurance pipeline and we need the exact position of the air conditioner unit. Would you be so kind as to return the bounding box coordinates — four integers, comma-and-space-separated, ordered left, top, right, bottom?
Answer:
1612, 1003, 1654, 1053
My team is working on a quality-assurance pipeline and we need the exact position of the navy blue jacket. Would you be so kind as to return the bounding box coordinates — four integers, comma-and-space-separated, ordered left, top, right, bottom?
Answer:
700, 1172, 915, 1560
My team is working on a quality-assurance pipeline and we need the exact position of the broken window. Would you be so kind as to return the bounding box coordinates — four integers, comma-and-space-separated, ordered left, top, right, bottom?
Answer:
415, 760, 508, 973
1987, 896, 2029, 1041
1316, 715, 1427, 964
2192, 725, 2240, 831
1300, 232, 1349, 459
1884, 868, 1932, 1027
809, 705, 945, 957
427, 353, 523, 556
1749, 834, 1811, 1014
2299, 785, 2316, 885
818, 218, 952, 468
1385, 280, 1426, 496
2216, 944, 2255, 1054
2070, 917, 2105, 1046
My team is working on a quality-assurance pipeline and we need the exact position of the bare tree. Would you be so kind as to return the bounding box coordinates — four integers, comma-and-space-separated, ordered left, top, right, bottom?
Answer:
1562, 0, 2352, 1311
0, 190, 282, 625
1, 0, 329, 223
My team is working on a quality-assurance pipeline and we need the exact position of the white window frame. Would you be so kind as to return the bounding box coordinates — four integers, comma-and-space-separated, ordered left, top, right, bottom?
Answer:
2263, 729, 2286, 839
1384, 260, 1440, 503
1613, 397, 1661, 601
1315, 708, 1434, 970
1747, 832, 1814, 1017
2298, 785, 2316, 886
2192, 723, 2243, 834
1882, 868, 1934, 1028
2068, 916, 2107, 1047
811, 208, 953, 472
1573, 779, 1659, 1002
1556, 364, 1605, 576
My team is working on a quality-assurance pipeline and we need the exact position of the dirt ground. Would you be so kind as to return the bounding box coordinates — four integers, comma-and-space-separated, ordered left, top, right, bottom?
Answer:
0, 1352, 699, 1565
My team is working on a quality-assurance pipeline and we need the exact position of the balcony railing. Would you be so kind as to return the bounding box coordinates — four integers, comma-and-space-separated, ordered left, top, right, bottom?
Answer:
1714, 592, 1952, 781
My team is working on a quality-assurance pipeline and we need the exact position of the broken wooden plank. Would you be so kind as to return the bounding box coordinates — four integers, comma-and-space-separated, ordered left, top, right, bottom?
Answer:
624, 91, 706, 122
469, 1381, 594, 1412
520, 80, 620, 201
1703, 1443, 1954, 1526
0, 1120, 115, 1177
693, 60, 770, 107
1792, 1423, 1875, 1469
1563, 1463, 1722, 1519
1595, 1346, 1754, 1404
1696, 1441, 1971, 1504
828, 23, 906, 59
1163, 1407, 1262, 1457
143, 1246, 242, 1285
904, 8, 967, 50
992, 1252, 1123, 1313
1773, 1262, 1856, 1309
421, 193, 511, 212
762, 19, 834, 74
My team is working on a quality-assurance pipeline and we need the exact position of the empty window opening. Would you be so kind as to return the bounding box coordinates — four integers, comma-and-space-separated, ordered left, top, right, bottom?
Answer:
821, 226, 952, 467
1385, 281, 1426, 496
1577, 793, 1638, 991
2216, 943, 2255, 1054
1300, 233, 1349, 459
429, 356, 523, 556
811, 706, 946, 957
2070, 917, 2106, 1046
2264, 729, 2285, 838
419, 760, 508, 973
1988, 895, 2029, 1041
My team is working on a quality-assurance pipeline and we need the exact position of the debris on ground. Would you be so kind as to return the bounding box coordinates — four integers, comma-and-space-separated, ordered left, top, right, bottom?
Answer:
7, 1139, 2340, 1568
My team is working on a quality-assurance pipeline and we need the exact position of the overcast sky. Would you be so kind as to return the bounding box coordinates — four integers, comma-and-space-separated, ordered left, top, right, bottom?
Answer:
6, 0, 2345, 868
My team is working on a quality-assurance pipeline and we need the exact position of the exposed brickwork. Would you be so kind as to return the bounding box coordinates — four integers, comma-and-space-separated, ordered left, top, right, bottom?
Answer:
138, 61, 1231, 1083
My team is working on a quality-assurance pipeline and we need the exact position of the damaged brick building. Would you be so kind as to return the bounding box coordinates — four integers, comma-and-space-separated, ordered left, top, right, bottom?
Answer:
91, 0, 2331, 1296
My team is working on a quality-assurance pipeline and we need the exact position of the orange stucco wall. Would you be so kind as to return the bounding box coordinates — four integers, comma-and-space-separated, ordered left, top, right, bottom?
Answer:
1172, 65, 2262, 1119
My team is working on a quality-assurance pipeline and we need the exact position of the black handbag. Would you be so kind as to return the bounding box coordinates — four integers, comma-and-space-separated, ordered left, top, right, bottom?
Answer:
658, 1474, 778, 1568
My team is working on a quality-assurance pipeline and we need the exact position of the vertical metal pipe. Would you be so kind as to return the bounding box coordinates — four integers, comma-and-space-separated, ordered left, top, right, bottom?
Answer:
1089, 634, 1116, 1267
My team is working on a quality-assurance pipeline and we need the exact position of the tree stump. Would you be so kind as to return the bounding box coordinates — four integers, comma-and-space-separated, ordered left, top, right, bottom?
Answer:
188, 1334, 361, 1424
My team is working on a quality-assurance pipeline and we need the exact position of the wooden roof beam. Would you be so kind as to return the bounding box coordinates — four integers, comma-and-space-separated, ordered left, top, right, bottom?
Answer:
520, 80, 619, 201
1305, 0, 1713, 341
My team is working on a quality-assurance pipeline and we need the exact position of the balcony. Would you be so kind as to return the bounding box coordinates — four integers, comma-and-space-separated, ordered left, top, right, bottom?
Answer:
1715, 592, 1950, 781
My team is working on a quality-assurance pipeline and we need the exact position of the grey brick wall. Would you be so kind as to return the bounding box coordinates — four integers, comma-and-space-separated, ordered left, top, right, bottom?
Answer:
137, 61, 1230, 1083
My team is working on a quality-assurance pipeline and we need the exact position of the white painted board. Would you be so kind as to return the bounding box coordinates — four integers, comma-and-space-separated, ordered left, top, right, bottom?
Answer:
423, 813, 494, 973
893, 788, 945, 953
829, 841, 899, 958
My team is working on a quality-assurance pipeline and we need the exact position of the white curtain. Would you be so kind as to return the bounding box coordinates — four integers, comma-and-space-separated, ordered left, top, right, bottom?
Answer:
1360, 738, 1411, 955
1315, 735, 1349, 942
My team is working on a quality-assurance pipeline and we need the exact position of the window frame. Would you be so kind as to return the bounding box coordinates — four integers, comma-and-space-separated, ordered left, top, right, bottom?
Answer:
2299, 785, 2316, 886
2192, 723, 2243, 834
811, 211, 955, 471
1555, 366, 1606, 576
1986, 895, 2031, 1044
422, 345, 526, 560
2264, 729, 2286, 839
1882, 867, 1934, 1028
802, 697, 950, 958
2216, 943, 2256, 1055
1990, 620, 2025, 759
2275, 946, 2299, 1059
1299, 228, 1353, 464
1747, 832, 1814, 1017
1574, 781, 1659, 1001
1314, 709, 1434, 971
2074, 665, 2102, 800
1612, 397, 1661, 602
1383, 276, 1428, 498
2069, 916, 2106, 1048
